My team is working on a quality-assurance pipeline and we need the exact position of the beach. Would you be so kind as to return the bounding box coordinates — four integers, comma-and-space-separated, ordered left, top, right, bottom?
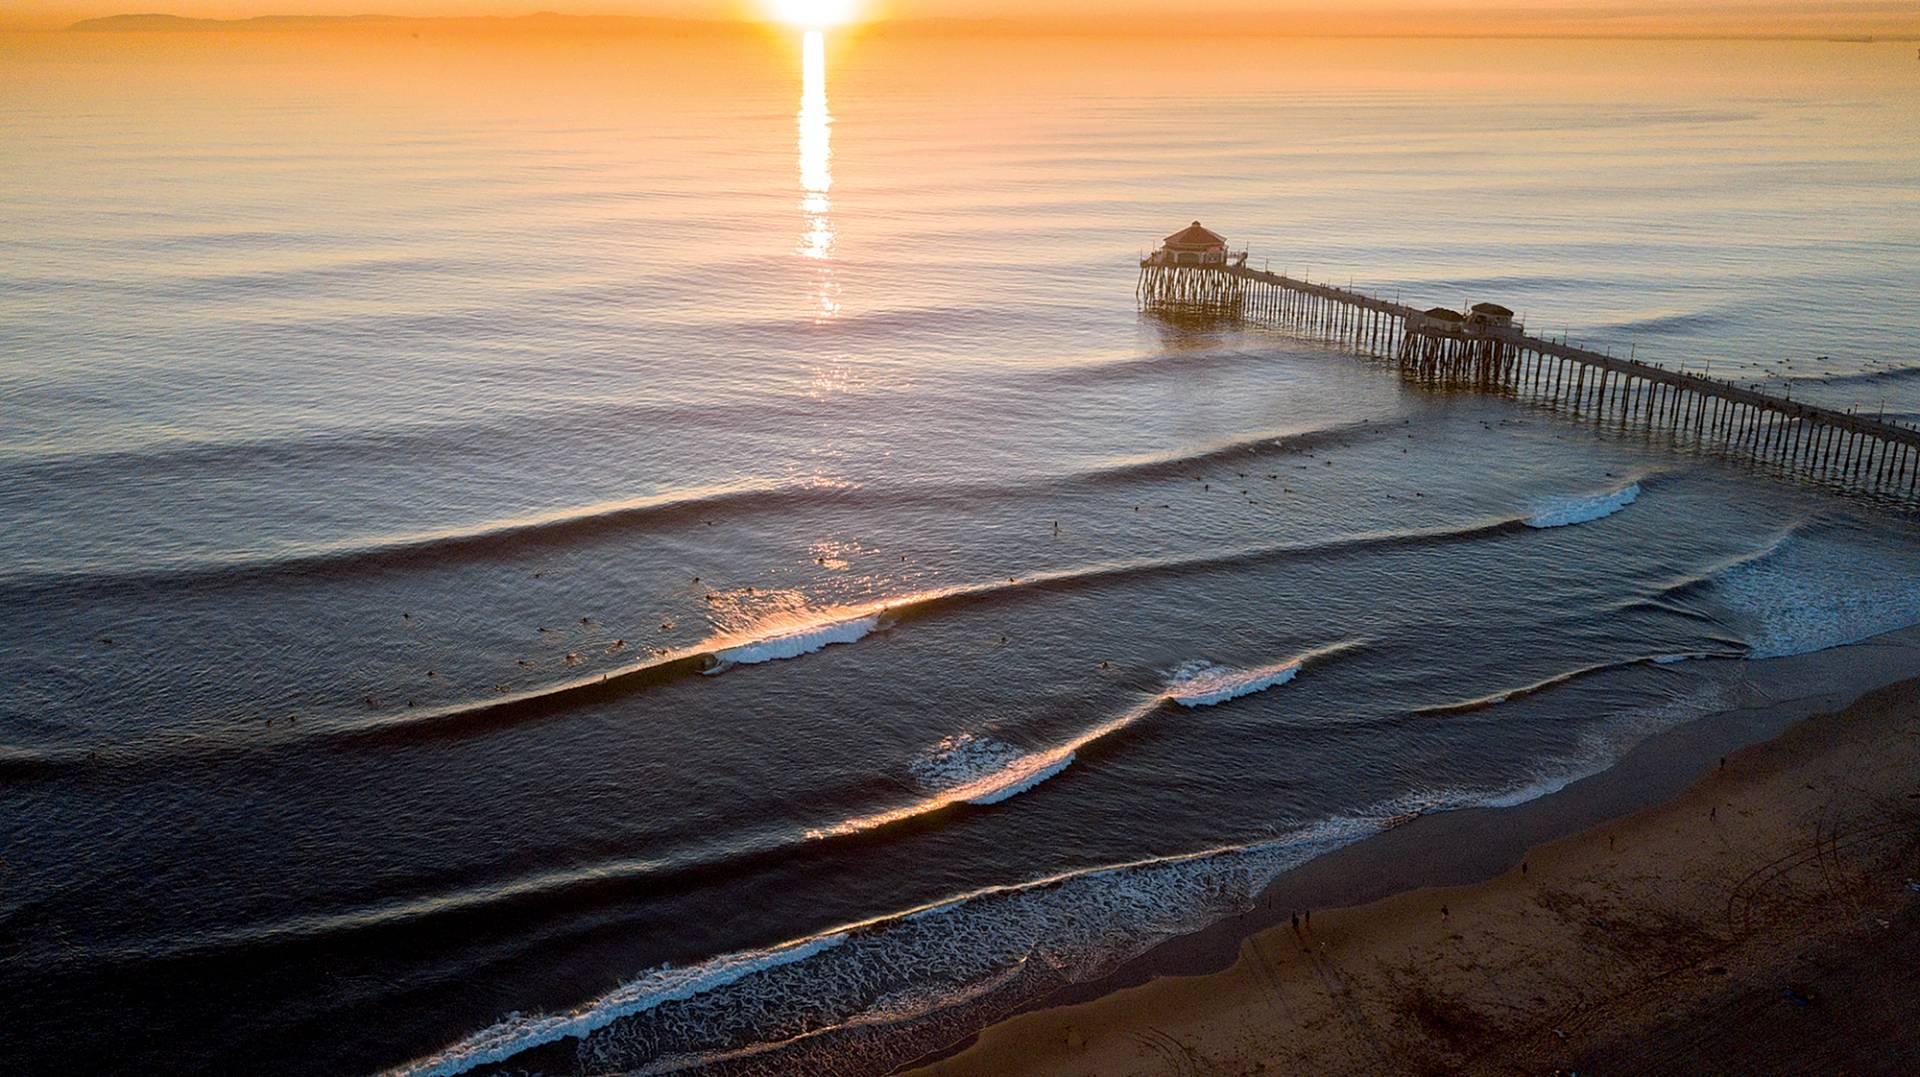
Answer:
906, 662, 1920, 1076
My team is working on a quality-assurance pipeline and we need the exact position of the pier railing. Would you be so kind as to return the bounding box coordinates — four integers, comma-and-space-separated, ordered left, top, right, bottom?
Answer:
1137, 259, 1919, 500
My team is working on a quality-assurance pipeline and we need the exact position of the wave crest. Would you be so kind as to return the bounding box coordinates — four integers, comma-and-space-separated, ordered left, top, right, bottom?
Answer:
1167, 639, 1363, 709
707, 614, 881, 672
810, 702, 1159, 839
1525, 482, 1639, 529
908, 733, 1076, 807
1167, 658, 1301, 708
1078, 419, 1383, 488
1, 478, 853, 596
815, 641, 1363, 838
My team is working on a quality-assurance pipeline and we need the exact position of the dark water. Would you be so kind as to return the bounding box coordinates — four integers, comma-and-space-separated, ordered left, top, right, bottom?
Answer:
2, 29, 1919, 1076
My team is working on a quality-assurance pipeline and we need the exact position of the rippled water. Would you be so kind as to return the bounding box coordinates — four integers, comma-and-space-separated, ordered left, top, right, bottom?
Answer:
2, 29, 1918, 1076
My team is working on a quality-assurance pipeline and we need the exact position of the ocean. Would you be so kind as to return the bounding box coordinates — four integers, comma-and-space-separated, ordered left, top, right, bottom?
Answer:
2, 27, 1919, 1076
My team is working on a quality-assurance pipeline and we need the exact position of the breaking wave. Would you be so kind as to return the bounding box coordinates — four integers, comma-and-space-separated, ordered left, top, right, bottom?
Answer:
706, 615, 880, 672
810, 701, 1159, 839
907, 733, 1077, 808
1628, 522, 1804, 622
1525, 482, 1640, 528
815, 641, 1361, 838
1630, 519, 1920, 662
339, 605, 905, 742
382, 932, 852, 1077
1168, 657, 1301, 707
1709, 526, 1920, 659
1167, 640, 1363, 708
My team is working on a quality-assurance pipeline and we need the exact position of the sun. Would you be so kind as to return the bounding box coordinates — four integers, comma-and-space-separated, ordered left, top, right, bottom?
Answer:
766, 0, 859, 27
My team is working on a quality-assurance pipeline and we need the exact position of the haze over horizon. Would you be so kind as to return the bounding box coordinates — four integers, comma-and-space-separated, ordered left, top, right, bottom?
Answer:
9, 0, 1920, 34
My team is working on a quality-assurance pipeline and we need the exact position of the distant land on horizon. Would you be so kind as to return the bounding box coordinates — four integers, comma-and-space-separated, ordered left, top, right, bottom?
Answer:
59, 10, 1920, 38
66, 10, 723, 30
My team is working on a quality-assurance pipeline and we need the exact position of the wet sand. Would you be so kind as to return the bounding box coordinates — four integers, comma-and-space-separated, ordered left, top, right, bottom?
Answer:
906, 662, 1920, 1076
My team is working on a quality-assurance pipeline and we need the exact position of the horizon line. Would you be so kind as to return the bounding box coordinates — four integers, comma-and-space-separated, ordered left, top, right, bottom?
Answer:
38, 10, 1920, 40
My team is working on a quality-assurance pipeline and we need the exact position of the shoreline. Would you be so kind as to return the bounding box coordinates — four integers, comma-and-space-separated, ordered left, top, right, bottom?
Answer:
899, 625, 1920, 1075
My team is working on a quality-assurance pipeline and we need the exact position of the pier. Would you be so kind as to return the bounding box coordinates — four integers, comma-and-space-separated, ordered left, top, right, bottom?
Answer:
1138, 225, 1920, 500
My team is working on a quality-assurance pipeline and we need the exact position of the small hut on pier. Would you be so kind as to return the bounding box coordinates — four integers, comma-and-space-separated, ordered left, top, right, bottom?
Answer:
1414, 306, 1467, 333
1149, 221, 1242, 266
1467, 302, 1516, 331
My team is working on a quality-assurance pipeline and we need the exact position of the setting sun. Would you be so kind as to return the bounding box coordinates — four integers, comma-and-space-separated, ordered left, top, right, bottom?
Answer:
766, 0, 858, 27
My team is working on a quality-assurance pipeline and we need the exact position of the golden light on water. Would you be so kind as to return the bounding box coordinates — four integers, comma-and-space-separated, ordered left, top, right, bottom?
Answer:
797, 28, 838, 317
799, 30, 830, 207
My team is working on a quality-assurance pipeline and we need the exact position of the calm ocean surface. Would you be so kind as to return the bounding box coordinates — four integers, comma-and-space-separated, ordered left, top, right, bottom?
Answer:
3, 28, 1919, 1075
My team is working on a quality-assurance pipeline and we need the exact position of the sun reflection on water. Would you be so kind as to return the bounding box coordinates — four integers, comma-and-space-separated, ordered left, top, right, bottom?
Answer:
797, 29, 838, 319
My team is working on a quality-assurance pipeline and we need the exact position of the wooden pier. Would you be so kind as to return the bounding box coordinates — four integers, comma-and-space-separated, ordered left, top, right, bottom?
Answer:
1138, 257, 1920, 500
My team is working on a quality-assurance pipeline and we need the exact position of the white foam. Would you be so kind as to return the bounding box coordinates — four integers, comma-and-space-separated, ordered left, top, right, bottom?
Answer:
967, 751, 1077, 805
674, 827, 1376, 1060
909, 733, 1024, 790
817, 713, 1149, 837
623, 958, 1034, 1075
1710, 529, 1920, 660
1367, 768, 1587, 817
383, 932, 850, 1077
706, 614, 879, 672
1166, 657, 1301, 708
1524, 482, 1640, 528
1445, 679, 1739, 819
563, 809, 1431, 1076
909, 733, 1078, 806
1474, 771, 1583, 809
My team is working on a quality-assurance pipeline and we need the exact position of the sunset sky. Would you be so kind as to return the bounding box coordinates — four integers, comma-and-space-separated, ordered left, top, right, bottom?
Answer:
6, 0, 1918, 34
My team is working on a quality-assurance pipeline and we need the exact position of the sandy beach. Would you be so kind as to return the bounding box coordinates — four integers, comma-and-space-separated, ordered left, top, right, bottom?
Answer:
907, 671, 1920, 1076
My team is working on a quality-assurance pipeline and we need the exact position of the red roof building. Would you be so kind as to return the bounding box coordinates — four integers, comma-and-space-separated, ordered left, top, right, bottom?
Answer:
1148, 221, 1240, 267
1163, 221, 1226, 251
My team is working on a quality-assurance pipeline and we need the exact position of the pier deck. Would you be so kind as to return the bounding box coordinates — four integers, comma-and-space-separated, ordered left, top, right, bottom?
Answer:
1139, 260, 1920, 499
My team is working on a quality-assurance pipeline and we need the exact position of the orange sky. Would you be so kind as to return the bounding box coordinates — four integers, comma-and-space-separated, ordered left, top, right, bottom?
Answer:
6, 0, 1918, 35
